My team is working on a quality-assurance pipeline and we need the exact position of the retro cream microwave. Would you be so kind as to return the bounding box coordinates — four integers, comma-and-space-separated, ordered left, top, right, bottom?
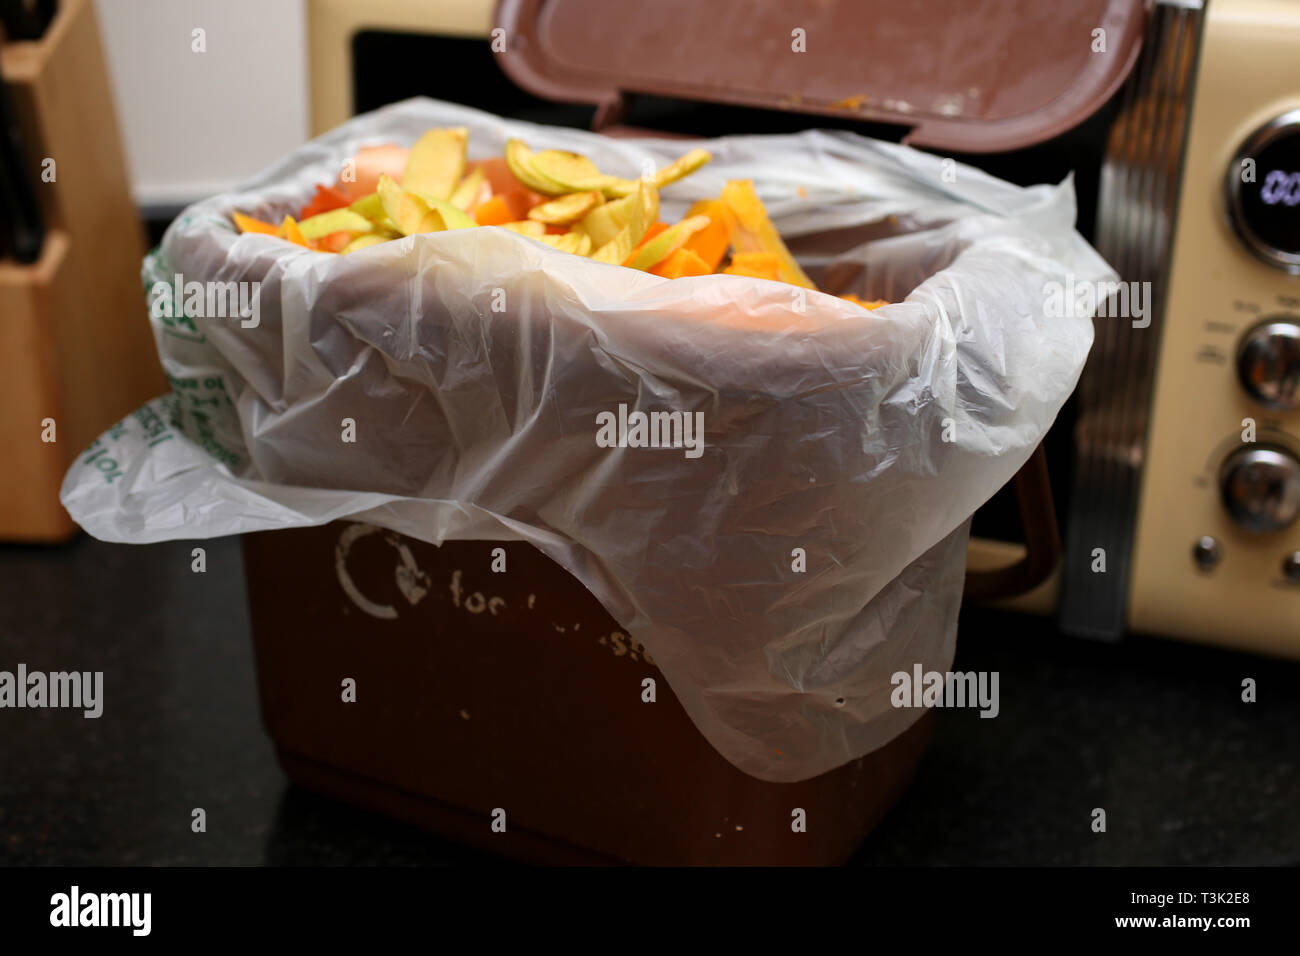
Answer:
303, 0, 1300, 658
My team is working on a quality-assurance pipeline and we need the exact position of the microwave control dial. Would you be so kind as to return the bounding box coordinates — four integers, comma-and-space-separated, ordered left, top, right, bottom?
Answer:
1219, 445, 1300, 532
1237, 319, 1300, 410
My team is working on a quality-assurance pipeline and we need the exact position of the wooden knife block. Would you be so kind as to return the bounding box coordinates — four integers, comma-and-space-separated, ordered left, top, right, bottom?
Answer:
0, 0, 166, 541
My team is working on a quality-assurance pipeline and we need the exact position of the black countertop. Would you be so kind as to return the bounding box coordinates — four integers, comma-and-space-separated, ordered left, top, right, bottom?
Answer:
1, 532, 1296, 866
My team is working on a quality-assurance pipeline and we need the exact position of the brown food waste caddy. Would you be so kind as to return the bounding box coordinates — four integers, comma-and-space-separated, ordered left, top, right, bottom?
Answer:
245, 524, 935, 866
242, 0, 1146, 864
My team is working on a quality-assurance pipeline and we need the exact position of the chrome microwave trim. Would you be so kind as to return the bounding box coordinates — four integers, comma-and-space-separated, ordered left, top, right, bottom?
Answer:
1058, 0, 1205, 640
1224, 109, 1300, 275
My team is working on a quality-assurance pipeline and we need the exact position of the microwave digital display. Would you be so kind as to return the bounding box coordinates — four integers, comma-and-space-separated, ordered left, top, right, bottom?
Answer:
1260, 168, 1300, 206
1229, 114, 1300, 270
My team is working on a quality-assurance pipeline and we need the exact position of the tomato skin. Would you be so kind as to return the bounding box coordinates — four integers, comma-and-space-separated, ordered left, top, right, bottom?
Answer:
313, 230, 354, 253
298, 184, 352, 220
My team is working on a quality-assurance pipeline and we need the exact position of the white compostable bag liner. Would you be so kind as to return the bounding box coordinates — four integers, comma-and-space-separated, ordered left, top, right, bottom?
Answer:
62, 98, 1114, 782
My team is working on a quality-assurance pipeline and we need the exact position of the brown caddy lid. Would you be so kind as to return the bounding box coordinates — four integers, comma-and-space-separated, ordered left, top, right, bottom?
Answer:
495, 0, 1149, 153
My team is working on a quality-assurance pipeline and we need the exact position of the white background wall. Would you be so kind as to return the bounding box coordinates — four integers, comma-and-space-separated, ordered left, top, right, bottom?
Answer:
93, 0, 310, 211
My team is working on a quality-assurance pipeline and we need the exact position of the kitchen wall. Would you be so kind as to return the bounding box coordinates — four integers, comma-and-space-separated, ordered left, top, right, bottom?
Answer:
93, 0, 310, 213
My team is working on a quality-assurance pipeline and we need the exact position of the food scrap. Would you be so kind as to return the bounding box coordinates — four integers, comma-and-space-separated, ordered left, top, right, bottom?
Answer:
828, 94, 870, 111
231, 127, 888, 310
839, 294, 890, 311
